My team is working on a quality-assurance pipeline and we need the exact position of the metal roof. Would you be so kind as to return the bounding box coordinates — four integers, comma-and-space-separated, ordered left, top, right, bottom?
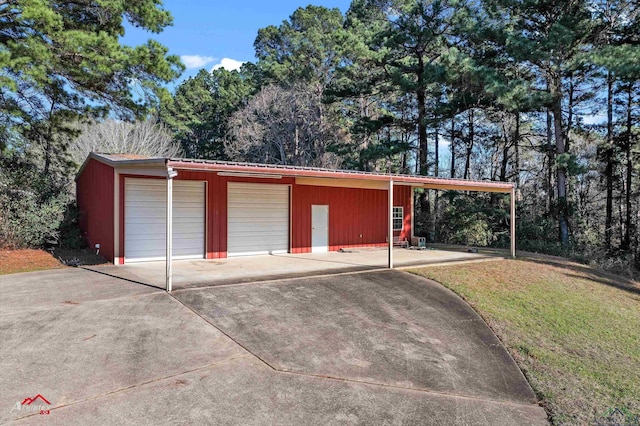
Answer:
80, 153, 514, 193
168, 158, 514, 193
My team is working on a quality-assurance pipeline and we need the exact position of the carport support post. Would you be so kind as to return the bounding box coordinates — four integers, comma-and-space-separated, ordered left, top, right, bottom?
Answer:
510, 187, 516, 258
388, 179, 394, 269
166, 170, 176, 292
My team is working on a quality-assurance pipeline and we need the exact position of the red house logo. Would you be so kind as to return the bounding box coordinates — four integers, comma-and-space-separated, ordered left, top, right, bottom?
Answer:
11, 394, 51, 415
21, 394, 51, 406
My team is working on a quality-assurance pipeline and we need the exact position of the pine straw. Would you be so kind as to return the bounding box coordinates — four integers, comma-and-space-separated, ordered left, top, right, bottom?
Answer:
0, 249, 64, 275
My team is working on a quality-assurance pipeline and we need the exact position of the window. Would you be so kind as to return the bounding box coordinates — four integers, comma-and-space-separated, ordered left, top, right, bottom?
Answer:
393, 207, 404, 231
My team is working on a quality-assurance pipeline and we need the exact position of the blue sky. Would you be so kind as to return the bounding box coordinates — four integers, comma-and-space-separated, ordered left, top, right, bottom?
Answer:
122, 0, 351, 87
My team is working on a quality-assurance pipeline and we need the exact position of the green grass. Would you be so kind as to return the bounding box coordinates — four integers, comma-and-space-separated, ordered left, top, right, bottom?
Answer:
411, 257, 640, 425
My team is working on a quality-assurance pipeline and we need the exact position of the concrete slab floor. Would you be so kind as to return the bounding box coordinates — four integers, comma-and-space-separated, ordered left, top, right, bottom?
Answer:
1, 266, 547, 425
93, 246, 505, 290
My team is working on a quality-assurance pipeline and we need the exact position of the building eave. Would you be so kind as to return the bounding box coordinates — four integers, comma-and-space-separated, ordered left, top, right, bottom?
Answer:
75, 153, 168, 181
167, 159, 514, 193
75, 154, 514, 193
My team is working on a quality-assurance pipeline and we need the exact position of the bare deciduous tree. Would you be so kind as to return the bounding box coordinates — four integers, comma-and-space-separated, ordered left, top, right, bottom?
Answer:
225, 83, 345, 168
69, 119, 182, 166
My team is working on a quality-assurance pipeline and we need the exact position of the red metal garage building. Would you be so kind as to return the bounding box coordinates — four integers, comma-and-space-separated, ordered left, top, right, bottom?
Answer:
76, 153, 515, 290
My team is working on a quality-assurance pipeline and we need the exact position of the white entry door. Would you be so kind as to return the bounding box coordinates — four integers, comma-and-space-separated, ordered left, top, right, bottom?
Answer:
311, 205, 329, 253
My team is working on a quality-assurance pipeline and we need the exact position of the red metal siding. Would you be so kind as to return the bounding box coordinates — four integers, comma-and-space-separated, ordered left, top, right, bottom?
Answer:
291, 184, 412, 253
172, 170, 227, 259
117, 169, 412, 260
394, 185, 412, 242
76, 159, 115, 262
173, 172, 293, 259
118, 176, 125, 264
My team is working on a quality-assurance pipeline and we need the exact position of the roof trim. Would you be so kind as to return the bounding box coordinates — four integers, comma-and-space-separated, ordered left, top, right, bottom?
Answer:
168, 158, 514, 193
75, 153, 167, 181
75, 153, 515, 193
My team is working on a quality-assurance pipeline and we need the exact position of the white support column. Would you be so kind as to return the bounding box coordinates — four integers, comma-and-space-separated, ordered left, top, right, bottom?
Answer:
510, 187, 516, 258
388, 179, 394, 269
166, 168, 177, 292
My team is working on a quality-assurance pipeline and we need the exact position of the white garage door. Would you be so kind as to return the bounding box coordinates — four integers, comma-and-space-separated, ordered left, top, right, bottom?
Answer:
227, 182, 289, 256
125, 178, 205, 262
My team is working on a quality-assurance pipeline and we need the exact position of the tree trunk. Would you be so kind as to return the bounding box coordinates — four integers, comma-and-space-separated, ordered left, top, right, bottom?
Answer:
294, 125, 300, 161
605, 73, 614, 250
432, 127, 440, 242
514, 112, 520, 188
499, 114, 509, 182
550, 74, 569, 246
416, 57, 430, 235
567, 73, 575, 137
360, 97, 369, 171
546, 107, 554, 213
44, 137, 52, 176
463, 109, 474, 180
450, 117, 456, 178
434, 126, 439, 177
417, 59, 428, 176
623, 84, 634, 250
618, 182, 625, 244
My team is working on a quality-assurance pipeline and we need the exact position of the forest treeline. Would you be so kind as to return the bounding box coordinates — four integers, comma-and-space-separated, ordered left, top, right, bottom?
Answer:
1, 0, 639, 275
161, 1, 640, 274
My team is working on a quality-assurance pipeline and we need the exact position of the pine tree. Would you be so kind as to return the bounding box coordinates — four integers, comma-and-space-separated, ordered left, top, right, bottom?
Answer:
485, 0, 601, 246
0, 0, 183, 170
161, 68, 256, 159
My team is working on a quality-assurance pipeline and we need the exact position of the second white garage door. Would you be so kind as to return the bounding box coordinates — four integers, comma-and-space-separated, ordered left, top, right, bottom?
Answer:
227, 182, 290, 256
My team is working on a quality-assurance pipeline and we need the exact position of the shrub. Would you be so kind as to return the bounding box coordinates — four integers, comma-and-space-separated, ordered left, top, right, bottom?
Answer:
450, 216, 496, 246
57, 202, 85, 249
435, 192, 507, 247
0, 155, 74, 249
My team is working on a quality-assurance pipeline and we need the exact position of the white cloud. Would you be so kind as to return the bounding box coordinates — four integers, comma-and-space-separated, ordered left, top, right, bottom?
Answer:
180, 55, 216, 70
211, 58, 245, 72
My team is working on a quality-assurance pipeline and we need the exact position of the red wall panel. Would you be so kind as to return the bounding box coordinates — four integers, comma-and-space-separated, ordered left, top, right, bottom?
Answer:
174, 172, 294, 259
76, 159, 115, 262
393, 185, 412, 242
290, 184, 412, 253
115, 169, 413, 260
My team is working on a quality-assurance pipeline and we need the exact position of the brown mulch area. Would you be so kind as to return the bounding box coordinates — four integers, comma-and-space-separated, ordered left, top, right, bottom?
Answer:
0, 249, 64, 275
0, 248, 109, 275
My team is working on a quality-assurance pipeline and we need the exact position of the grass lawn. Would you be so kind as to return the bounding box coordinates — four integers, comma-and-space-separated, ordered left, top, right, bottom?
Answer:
411, 256, 640, 425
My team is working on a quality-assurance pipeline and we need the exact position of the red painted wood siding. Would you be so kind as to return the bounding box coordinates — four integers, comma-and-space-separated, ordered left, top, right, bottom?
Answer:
76, 159, 115, 262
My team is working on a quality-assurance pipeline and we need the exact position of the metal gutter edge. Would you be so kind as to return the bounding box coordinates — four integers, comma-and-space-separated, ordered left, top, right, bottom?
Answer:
167, 160, 514, 193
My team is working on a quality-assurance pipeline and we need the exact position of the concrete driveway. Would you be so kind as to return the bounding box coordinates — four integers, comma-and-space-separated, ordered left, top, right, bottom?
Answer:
0, 267, 547, 425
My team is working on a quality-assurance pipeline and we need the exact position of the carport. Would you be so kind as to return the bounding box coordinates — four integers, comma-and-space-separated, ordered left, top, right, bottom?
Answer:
76, 154, 515, 292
